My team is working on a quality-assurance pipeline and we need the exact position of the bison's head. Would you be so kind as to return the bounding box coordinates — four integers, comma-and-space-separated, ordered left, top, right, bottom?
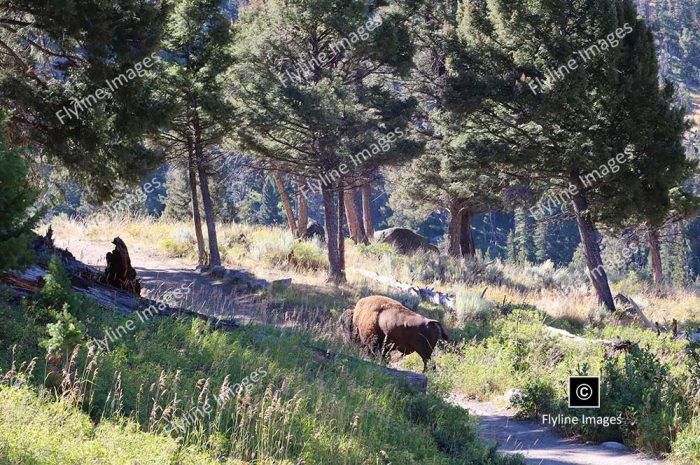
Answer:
340, 309, 357, 344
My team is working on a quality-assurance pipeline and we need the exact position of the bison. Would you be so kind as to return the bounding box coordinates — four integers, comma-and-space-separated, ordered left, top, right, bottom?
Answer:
341, 296, 448, 372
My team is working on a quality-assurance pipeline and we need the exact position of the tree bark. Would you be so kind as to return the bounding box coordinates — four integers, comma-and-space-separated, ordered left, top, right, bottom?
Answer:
186, 139, 207, 265
648, 228, 663, 284
322, 187, 344, 283
343, 188, 368, 244
272, 169, 298, 237
361, 181, 374, 239
338, 188, 346, 274
194, 116, 221, 266
447, 206, 462, 258
570, 180, 615, 311
297, 176, 308, 238
460, 209, 476, 257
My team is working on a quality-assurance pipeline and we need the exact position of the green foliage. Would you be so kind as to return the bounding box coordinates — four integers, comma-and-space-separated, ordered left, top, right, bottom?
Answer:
512, 378, 556, 420
259, 175, 284, 225
1, 290, 524, 465
0, 112, 36, 271
0, 385, 224, 465
39, 305, 86, 357
0, 1, 170, 199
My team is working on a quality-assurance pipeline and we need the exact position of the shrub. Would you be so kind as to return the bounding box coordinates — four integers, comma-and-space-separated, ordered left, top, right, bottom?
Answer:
674, 415, 700, 465
288, 239, 328, 272
454, 290, 495, 323
158, 228, 197, 258
512, 378, 556, 419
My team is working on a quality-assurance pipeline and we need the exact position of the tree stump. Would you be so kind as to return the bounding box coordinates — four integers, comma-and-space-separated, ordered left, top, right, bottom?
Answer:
105, 237, 141, 295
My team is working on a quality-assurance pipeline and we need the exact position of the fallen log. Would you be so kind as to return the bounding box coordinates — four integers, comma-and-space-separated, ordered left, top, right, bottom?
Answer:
351, 268, 455, 309
4, 230, 239, 331
613, 293, 656, 331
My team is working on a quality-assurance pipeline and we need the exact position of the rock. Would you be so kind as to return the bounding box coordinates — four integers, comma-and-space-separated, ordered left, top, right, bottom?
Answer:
249, 279, 271, 290
271, 278, 292, 290
195, 265, 209, 274
302, 220, 325, 241
504, 388, 523, 406
601, 441, 628, 450
209, 265, 226, 278
374, 227, 439, 255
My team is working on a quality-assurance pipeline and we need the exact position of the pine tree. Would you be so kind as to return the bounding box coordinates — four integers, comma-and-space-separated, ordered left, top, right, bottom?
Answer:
230, 0, 421, 283
0, 112, 36, 270
505, 230, 517, 265
514, 209, 535, 265
447, 0, 686, 311
534, 221, 550, 264
259, 175, 284, 226
163, 164, 193, 221
155, 0, 236, 266
0, 0, 170, 199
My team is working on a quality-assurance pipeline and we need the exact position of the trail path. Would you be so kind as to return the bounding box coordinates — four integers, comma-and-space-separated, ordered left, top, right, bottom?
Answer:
55, 236, 263, 324
58, 235, 668, 465
449, 393, 664, 465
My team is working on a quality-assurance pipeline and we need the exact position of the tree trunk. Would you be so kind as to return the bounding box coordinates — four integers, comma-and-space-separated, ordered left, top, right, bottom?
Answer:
338, 188, 346, 274
297, 176, 308, 238
272, 169, 298, 237
648, 228, 663, 284
361, 181, 374, 239
460, 209, 476, 257
570, 180, 615, 311
322, 187, 344, 283
194, 117, 221, 267
343, 188, 368, 244
447, 206, 462, 258
186, 140, 207, 265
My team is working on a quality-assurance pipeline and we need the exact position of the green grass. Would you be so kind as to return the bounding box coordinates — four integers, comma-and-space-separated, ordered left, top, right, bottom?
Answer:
0, 385, 226, 465
0, 260, 523, 465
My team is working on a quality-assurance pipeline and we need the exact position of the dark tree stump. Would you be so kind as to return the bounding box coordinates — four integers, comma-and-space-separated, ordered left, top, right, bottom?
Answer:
105, 237, 141, 295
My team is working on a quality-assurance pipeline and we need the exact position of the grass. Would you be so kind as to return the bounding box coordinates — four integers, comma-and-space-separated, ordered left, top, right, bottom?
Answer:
0, 258, 523, 465
0, 385, 225, 465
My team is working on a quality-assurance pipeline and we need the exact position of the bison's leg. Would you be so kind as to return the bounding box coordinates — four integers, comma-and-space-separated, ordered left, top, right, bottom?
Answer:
413, 335, 434, 373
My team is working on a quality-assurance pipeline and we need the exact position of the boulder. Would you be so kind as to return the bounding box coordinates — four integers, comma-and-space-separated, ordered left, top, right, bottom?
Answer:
302, 220, 325, 241
374, 227, 439, 255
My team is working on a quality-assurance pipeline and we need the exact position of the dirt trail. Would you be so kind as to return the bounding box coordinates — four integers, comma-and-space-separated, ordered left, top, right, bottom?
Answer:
449, 394, 664, 465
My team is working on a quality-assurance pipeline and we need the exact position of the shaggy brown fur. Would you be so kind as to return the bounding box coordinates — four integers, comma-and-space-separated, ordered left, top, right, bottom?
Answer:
340, 308, 358, 344
348, 296, 448, 372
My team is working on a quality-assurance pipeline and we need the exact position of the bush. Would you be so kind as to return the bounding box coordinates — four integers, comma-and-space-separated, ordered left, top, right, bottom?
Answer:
288, 238, 328, 272
159, 228, 196, 258
674, 415, 700, 465
454, 290, 495, 323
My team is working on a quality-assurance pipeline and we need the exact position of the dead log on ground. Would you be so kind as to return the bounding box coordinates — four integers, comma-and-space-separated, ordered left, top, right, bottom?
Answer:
351, 268, 455, 309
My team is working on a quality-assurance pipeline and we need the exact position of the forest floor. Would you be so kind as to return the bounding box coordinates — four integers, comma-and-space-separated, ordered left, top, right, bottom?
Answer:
49, 222, 671, 465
